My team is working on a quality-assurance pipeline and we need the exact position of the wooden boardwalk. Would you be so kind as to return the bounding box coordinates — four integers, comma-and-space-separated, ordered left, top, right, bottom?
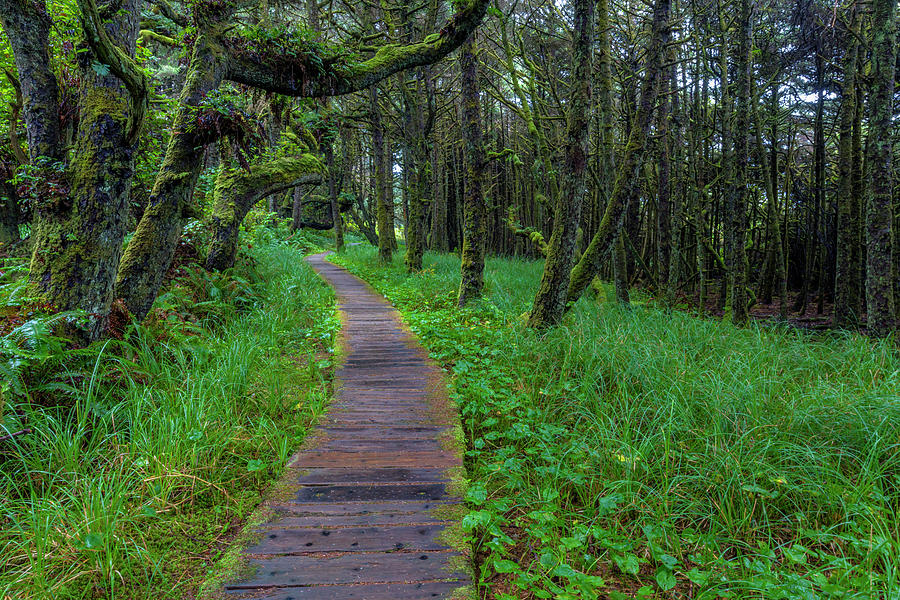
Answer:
219, 252, 470, 599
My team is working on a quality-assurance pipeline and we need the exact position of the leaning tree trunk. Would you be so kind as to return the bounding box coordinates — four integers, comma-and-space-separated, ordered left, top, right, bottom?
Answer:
865, 0, 897, 337
565, 0, 669, 305
526, 0, 594, 327
206, 156, 324, 271
114, 33, 229, 319
457, 37, 487, 306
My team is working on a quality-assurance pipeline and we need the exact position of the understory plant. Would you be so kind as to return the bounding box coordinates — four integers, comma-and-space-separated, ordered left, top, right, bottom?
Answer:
332, 245, 900, 600
0, 229, 338, 599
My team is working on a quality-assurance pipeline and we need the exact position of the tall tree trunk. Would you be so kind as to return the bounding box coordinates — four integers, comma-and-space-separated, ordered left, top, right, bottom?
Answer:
324, 139, 344, 251
834, 4, 862, 328
457, 37, 487, 306
865, 0, 897, 337
656, 51, 672, 301
371, 86, 393, 263
727, 0, 752, 325
526, 0, 594, 327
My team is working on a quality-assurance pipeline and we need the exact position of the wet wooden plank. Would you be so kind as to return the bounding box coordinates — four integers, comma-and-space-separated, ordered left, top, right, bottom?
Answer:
245, 525, 450, 554
227, 552, 468, 588
296, 468, 450, 485
268, 500, 458, 517
224, 581, 467, 599
291, 483, 450, 503
296, 452, 458, 468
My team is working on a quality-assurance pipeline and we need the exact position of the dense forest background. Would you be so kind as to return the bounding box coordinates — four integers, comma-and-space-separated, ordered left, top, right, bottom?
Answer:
1, 0, 900, 338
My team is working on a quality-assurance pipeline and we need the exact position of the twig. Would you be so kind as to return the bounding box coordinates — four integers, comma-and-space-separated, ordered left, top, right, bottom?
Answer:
0, 428, 32, 443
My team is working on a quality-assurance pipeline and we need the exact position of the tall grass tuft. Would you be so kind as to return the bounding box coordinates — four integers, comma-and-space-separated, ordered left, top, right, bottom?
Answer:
1, 233, 337, 599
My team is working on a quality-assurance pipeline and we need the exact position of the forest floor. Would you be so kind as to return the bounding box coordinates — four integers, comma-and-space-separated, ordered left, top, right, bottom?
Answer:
0, 228, 339, 599
200, 251, 472, 598
331, 245, 900, 600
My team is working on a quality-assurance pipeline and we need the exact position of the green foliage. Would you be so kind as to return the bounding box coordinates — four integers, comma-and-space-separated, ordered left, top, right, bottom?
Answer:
332, 246, 900, 599
0, 233, 338, 598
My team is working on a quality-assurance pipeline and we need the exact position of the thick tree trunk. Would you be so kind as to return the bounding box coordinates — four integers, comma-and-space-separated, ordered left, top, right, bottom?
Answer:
206, 156, 324, 271
526, 0, 594, 327
457, 37, 487, 306
865, 0, 897, 337
25, 0, 139, 339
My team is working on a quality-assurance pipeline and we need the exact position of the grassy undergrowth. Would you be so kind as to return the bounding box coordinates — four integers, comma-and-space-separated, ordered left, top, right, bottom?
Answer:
0, 228, 338, 599
332, 245, 900, 600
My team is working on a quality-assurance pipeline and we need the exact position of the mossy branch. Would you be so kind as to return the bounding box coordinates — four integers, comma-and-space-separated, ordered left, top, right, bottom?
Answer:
4, 69, 28, 166
139, 29, 178, 46
77, 0, 150, 144
506, 207, 548, 256
224, 0, 489, 97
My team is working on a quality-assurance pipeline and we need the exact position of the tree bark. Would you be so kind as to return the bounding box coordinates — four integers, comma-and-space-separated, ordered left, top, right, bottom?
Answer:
834, 4, 862, 328
526, 0, 594, 327
457, 37, 487, 306
206, 156, 324, 271
865, 0, 897, 337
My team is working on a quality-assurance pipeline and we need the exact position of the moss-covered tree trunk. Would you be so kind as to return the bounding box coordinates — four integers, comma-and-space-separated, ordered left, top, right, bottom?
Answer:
865, 0, 897, 337
22, 0, 139, 339
656, 54, 672, 301
323, 139, 344, 252
565, 0, 669, 305
114, 34, 229, 318
526, 0, 594, 327
0, 0, 62, 162
370, 86, 394, 263
726, 0, 752, 326
834, 4, 862, 328
457, 37, 487, 306
206, 156, 324, 270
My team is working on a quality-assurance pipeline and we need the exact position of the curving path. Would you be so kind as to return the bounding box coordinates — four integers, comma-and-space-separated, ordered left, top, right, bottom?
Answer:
219, 252, 470, 599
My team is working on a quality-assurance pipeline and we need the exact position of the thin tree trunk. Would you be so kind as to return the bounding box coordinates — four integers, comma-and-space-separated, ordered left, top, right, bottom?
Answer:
457, 37, 487, 306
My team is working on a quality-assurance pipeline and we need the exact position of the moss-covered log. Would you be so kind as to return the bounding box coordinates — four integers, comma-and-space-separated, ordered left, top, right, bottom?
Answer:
206, 155, 324, 271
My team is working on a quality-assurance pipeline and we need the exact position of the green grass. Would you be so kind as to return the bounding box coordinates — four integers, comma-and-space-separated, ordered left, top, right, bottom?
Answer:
332, 245, 900, 600
0, 230, 338, 599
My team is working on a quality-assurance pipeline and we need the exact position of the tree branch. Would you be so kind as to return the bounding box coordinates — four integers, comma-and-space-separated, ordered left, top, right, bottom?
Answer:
224, 0, 489, 97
